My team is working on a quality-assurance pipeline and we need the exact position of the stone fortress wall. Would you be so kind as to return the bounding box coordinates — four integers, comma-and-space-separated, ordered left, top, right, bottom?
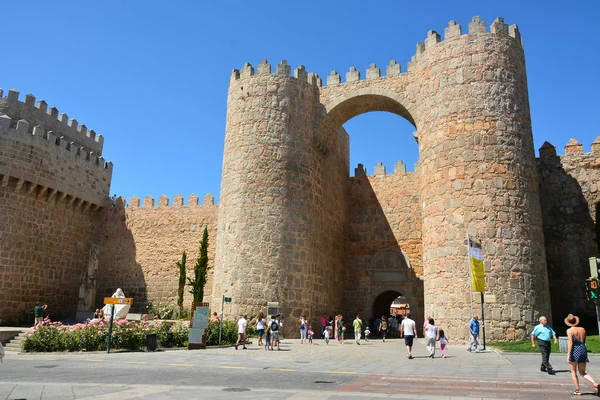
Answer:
95, 194, 218, 312
0, 89, 111, 321
538, 139, 600, 324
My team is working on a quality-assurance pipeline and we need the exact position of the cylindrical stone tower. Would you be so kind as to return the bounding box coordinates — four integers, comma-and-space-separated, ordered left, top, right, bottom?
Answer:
416, 18, 550, 340
212, 60, 347, 321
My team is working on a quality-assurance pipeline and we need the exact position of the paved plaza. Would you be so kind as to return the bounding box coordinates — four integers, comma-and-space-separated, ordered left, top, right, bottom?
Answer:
1, 335, 597, 399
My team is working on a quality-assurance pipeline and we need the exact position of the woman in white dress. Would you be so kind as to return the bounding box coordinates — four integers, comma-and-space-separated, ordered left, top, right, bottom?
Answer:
425, 317, 439, 358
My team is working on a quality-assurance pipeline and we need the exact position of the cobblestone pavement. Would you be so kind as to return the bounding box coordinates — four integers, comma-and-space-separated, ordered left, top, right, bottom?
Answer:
0, 337, 597, 399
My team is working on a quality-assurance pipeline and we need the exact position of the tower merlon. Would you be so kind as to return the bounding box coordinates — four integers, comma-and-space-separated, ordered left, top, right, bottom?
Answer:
490, 17, 509, 36
36, 100, 47, 113
366, 63, 381, 80
346, 66, 360, 82
592, 137, 600, 154
24, 93, 35, 106
425, 30, 441, 50
539, 141, 557, 159
354, 163, 367, 177
444, 20, 462, 39
373, 161, 386, 176
144, 195, 155, 208
129, 196, 140, 207
565, 138, 583, 155
204, 193, 215, 205
7, 89, 19, 102
386, 60, 401, 77
394, 160, 407, 175
294, 65, 307, 81
257, 59, 271, 74
469, 16, 487, 34
158, 194, 169, 207
173, 194, 184, 206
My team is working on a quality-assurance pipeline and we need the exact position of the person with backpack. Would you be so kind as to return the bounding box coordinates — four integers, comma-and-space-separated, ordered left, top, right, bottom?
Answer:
269, 315, 281, 351
379, 315, 388, 342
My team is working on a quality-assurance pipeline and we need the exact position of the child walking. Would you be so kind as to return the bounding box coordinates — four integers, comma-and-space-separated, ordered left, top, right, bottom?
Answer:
324, 326, 331, 345
364, 326, 371, 342
438, 329, 448, 358
307, 326, 314, 344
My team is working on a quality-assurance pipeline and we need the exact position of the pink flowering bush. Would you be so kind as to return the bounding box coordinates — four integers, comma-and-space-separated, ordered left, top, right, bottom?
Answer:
22, 318, 189, 352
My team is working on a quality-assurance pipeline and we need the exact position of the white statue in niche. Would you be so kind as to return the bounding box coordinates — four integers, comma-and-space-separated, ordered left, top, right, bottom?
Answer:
102, 288, 131, 319
78, 244, 100, 311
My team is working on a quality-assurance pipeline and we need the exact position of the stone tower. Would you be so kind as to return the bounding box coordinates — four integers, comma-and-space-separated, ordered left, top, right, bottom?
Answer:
213, 16, 551, 341
212, 61, 349, 319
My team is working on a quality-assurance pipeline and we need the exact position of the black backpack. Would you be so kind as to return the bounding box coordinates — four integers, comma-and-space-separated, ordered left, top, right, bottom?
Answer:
270, 320, 279, 331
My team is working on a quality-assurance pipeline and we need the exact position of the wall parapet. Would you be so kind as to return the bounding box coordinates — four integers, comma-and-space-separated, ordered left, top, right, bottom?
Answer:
0, 89, 104, 155
537, 137, 600, 164
353, 160, 418, 178
0, 114, 112, 206
127, 193, 217, 208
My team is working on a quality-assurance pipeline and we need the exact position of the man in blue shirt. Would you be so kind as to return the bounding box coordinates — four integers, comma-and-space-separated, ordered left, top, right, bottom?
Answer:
467, 315, 480, 352
531, 316, 558, 375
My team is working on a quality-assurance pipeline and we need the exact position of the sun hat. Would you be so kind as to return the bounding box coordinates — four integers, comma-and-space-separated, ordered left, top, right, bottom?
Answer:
564, 313, 580, 327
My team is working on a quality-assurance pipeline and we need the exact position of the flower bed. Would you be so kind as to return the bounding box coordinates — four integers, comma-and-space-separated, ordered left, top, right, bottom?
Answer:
22, 318, 189, 352
22, 317, 258, 352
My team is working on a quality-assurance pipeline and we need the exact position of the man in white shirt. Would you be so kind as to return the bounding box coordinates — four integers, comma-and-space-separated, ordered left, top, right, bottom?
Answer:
235, 314, 248, 350
400, 313, 417, 359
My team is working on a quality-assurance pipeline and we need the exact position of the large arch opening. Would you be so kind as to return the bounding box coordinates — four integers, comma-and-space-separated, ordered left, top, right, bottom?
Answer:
343, 111, 419, 177
314, 90, 418, 155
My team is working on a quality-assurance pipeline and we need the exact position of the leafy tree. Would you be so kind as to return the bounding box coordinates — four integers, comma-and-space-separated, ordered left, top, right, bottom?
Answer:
188, 226, 209, 303
176, 251, 187, 315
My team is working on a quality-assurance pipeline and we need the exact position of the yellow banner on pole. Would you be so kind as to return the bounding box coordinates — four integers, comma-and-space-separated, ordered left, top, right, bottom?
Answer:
469, 236, 486, 292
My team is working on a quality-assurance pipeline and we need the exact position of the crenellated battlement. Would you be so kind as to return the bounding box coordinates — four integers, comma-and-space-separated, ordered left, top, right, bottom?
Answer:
537, 137, 600, 162
353, 160, 419, 177
0, 114, 112, 206
230, 59, 323, 87
127, 193, 217, 208
0, 89, 104, 155
230, 17, 522, 91
407, 17, 522, 71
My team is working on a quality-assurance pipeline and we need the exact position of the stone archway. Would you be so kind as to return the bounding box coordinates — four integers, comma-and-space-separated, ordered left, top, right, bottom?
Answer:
315, 86, 419, 152
372, 290, 403, 318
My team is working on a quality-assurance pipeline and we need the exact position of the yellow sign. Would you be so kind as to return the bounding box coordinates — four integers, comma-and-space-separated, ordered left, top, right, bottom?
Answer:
104, 297, 133, 305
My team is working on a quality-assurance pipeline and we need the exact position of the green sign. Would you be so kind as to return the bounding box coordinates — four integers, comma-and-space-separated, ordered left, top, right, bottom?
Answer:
224, 297, 232, 303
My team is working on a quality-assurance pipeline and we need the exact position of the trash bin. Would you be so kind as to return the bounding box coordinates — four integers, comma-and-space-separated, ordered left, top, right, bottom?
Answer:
558, 336, 568, 353
146, 333, 158, 352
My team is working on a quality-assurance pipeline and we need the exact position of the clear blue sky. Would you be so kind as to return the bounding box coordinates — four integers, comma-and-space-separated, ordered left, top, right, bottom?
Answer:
2, 1, 599, 204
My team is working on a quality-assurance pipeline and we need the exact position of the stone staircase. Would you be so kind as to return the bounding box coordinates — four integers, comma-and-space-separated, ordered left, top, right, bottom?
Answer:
1, 329, 32, 353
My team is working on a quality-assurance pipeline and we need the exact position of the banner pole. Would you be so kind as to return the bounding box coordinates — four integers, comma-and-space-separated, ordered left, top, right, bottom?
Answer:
481, 292, 486, 350
466, 234, 474, 317
218, 295, 224, 346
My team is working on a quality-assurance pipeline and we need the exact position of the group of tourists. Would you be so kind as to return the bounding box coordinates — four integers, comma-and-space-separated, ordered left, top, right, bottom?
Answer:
236, 313, 283, 351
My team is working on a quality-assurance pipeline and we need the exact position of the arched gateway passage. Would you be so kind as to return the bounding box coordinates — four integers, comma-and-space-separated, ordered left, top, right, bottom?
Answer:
372, 290, 403, 318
